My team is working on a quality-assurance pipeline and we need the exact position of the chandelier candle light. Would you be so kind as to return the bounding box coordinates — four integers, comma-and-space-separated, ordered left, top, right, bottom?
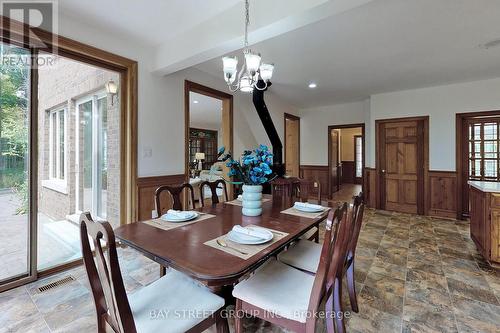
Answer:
222, 0, 274, 92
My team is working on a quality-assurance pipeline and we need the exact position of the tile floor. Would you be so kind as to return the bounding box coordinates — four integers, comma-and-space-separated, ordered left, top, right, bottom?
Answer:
1, 190, 499, 332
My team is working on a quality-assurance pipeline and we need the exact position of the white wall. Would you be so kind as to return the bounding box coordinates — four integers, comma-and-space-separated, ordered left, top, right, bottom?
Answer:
368, 77, 500, 170
299, 101, 368, 165
57, 15, 298, 177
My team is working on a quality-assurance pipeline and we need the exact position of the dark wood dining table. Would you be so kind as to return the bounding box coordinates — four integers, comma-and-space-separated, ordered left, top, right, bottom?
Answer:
114, 195, 329, 292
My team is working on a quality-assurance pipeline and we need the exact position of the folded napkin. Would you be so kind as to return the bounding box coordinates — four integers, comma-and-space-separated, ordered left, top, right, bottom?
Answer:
164, 209, 195, 219
232, 225, 270, 240
294, 202, 324, 210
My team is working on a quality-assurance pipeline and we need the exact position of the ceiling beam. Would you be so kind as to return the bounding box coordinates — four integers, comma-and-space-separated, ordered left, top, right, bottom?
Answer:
152, 0, 376, 76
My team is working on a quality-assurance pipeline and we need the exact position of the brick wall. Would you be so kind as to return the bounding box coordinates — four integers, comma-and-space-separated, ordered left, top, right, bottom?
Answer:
38, 55, 120, 227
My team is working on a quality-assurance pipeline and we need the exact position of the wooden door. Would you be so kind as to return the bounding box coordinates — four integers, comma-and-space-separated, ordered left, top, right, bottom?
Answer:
379, 120, 424, 214
330, 129, 340, 194
285, 116, 300, 177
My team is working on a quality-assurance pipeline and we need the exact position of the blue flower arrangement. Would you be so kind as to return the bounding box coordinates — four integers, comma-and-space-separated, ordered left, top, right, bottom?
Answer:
217, 145, 276, 185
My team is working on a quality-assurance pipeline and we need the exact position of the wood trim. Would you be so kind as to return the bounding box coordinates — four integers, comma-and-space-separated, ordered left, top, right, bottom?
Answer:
375, 116, 429, 214
363, 167, 376, 208
136, 174, 186, 221
456, 110, 500, 220
184, 80, 234, 198
299, 165, 329, 198
328, 124, 365, 198
428, 170, 457, 219
284, 113, 300, 177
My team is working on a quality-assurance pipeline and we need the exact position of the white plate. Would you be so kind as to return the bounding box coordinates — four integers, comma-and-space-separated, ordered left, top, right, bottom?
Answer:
294, 204, 324, 213
227, 227, 273, 245
161, 212, 199, 223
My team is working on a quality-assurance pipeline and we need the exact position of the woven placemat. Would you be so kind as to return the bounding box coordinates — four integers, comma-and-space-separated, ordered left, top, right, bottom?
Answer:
281, 206, 330, 219
143, 213, 215, 231
204, 225, 288, 260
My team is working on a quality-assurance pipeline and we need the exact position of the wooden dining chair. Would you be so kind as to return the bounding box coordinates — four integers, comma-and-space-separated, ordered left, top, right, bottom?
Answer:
154, 183, 196, 276
277, 193, 365, 333
155, 183, 195, 217
339, 192, 365, 314
296, 179, 322, 243
199, 179, 228, 207
232, 203, 352, 333
79, 212, 227, 333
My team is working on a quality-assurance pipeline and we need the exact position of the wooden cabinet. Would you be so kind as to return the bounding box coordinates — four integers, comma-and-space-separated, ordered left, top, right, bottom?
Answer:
189, 128, 218, 170
469, 185, 500, 265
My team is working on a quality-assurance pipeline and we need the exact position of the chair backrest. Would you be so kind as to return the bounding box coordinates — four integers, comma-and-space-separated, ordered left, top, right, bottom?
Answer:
155, 183, 195, 216
296, 179, 322, 204
199, 179, 228, 207
348, 192, 365, 258
306, 202, 351, 328
80, 213, 136, 333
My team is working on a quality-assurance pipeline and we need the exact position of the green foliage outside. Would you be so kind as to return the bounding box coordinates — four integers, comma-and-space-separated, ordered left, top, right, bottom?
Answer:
0, 45, 30, 214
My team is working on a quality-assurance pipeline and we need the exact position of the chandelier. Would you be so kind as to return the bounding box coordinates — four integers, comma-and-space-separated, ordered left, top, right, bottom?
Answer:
222, 0, 274, 93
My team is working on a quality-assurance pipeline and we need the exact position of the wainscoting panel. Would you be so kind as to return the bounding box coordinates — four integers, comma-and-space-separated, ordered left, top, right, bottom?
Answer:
136, 174, 186, 222
300, 165, 329, 198
364, 168, 377, 208
428, 171, 457, 219
341, 161, 355, 184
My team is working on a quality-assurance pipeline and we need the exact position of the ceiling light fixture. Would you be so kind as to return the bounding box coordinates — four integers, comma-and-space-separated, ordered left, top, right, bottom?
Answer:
193, 100, 199, 104
308, 83, 317, 89
222, 0, 274, 93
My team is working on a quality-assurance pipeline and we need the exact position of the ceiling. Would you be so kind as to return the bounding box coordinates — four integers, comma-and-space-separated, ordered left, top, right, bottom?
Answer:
189, 92, 222, 130
196, 0, 500, 108
59, 0, 240, 46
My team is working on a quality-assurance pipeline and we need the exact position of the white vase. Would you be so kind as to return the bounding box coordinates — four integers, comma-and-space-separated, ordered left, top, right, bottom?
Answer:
242, 185, 263, 216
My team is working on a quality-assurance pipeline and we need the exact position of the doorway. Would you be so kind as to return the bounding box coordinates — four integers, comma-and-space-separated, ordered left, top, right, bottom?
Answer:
456, 111, 500, 219
0, 18, 137, 292
376, 117, 428, 215
284, 113, 300, 177
328, 124, 365, 199
185, 81, 233, 203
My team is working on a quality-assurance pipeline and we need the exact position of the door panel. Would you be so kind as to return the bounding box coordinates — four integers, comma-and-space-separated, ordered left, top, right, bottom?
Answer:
285, 117, 299, 177
0, 43, 33, 285
380, 119, 424, 214
330, 130, 340, 193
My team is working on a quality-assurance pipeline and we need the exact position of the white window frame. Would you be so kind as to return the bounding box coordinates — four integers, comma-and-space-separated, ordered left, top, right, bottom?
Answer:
75, 91, 107, 218
355, 136, 363, 178
43, 108, 67, 193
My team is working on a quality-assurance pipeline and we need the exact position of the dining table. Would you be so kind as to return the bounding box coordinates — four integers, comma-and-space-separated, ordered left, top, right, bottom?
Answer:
114, 195, 330, 321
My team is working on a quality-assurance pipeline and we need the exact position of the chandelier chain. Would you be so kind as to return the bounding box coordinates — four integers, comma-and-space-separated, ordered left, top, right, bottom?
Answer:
244, 0, 249, 49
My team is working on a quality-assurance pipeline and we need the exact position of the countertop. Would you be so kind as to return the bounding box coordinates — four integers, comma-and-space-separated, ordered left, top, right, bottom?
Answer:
468, 181, 500, 193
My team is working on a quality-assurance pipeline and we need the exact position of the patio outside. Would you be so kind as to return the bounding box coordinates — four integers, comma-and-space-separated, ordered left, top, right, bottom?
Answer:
0, 190, 82, 281
0, 45, 120, 283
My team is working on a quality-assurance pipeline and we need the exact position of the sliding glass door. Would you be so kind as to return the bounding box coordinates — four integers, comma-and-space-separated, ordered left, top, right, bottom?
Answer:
0, 42, 35, 286
76, 93, 108, 220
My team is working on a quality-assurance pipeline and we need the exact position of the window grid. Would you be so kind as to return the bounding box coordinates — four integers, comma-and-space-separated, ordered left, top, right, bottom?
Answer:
468, 120, 500, 181
355, 136, 363, 178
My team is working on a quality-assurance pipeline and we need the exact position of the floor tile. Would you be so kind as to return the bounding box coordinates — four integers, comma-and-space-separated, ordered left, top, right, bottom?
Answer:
0, 186, 499, 333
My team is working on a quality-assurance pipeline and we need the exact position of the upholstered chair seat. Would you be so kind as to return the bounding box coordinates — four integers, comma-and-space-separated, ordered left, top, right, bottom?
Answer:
129, 269, 225, 333
277, 239, 321, 273
299, 227, 319, 243
232, 258, 316, 323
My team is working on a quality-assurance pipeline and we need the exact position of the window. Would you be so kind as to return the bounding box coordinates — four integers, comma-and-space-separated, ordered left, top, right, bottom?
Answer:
468, 120, 500, 181
355, 135, 363, 178
49, 108, 66, 181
